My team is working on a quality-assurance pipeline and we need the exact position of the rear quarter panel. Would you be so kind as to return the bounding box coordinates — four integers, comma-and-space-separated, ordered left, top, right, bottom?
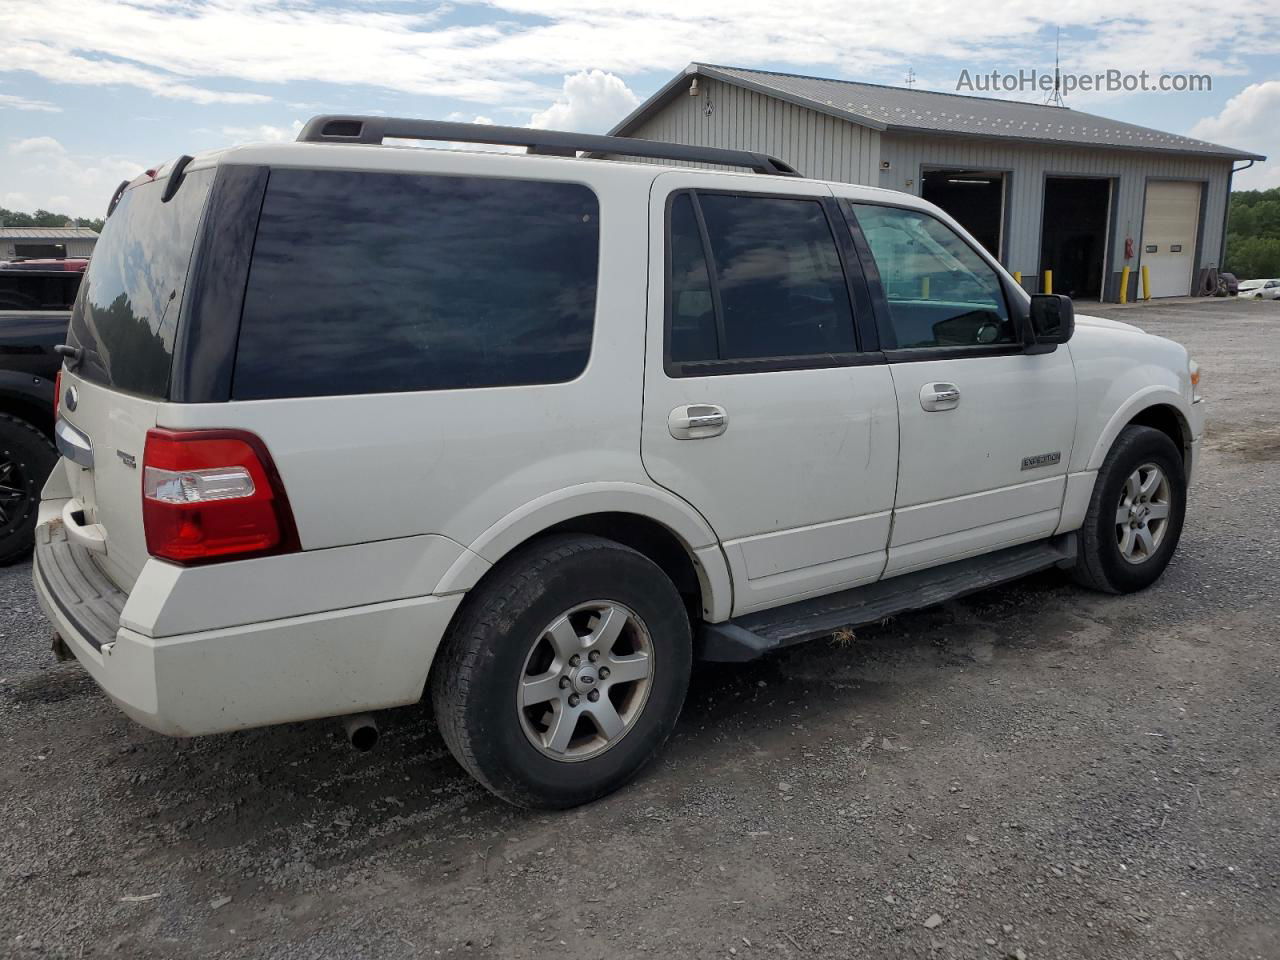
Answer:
154, 151, 665, 560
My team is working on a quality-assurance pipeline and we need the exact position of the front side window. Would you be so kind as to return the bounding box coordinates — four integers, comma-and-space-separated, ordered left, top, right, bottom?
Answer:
851, 203, 1013, 350
233, 170, 599, 400
667, 192, 856, 369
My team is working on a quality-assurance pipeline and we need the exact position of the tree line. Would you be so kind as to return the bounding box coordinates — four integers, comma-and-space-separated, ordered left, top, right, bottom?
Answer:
0, 206, 106, 235
1225, 187, 1280, 280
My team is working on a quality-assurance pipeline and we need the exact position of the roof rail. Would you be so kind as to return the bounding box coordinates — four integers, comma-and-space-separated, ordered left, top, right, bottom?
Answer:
295, 115, 802, 177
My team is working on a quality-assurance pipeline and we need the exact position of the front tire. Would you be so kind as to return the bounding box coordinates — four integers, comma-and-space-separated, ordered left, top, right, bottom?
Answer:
1073, 425, 1186, 594
430, 534, 692, 809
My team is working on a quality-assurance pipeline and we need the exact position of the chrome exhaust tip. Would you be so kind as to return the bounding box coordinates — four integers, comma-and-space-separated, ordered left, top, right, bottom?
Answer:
342, 713, 379, 751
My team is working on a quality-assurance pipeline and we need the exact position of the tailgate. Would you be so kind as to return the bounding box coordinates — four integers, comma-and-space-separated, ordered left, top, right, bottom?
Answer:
53, 162, 216, 590
56, 372, 158, 590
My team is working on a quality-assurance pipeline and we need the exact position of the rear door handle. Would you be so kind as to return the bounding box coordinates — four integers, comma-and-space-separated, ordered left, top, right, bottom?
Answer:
669, 404, 728, 439
920, 382, 960, 412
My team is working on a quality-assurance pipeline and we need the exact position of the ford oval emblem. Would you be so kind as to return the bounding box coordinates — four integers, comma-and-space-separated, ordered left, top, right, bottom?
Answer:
64, 384, 78, 412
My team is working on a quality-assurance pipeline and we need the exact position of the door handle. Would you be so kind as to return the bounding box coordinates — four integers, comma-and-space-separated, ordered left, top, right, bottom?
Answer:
669, 404, 728, 439
920, 382, 960, 412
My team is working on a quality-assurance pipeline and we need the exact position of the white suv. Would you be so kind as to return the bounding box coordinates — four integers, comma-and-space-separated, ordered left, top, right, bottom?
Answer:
36, 116, 1203, 808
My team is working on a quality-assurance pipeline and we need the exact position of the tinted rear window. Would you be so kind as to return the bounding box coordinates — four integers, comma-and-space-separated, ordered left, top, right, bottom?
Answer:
231, 169, 600, 400
68, 170, 214, 398
0, 272, 81, 311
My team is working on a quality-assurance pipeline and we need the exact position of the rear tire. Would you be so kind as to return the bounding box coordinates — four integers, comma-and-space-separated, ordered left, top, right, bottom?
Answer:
1072, 425, 1186, 594
430, 534, 692, 809
0, 414, 57, 566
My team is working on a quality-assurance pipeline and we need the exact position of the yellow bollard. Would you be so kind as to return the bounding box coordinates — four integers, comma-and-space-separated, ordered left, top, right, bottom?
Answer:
1140, 265, 1151, 301
1120, 265, 1131, 304
921, 276, 930, 299
1013, 271, 1022, 287
1043, 269, 1053, 294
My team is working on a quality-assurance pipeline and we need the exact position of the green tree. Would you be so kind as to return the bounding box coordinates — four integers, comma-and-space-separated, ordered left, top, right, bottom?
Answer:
1225, 187, 1280, 279
0, 206, 103, 233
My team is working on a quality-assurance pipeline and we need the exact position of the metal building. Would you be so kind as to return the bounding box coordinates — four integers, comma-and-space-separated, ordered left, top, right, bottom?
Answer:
0, 225, 99, 261
610, 64, 1265, 300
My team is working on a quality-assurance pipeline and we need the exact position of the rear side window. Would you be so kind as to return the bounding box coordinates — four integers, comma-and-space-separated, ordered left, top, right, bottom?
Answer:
232, 170, 599, 400
666, 191, 856, 372
68, 170, 214, 398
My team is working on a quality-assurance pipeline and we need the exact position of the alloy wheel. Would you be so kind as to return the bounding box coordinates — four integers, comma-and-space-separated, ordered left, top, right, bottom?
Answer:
517, 601, 654, 761
1115, 462, 1171, 565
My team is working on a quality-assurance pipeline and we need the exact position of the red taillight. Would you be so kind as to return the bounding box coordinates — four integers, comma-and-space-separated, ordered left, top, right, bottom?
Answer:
142, 428, 299, 564
53, 368, 62, 421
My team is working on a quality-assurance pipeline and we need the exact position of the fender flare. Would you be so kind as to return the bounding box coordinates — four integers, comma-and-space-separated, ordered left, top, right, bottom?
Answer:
433, 481, 734, 621
1087, 386, 1192, 471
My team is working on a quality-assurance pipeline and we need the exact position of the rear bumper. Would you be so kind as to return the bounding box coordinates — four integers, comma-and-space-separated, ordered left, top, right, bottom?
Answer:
33, 516, 463, 737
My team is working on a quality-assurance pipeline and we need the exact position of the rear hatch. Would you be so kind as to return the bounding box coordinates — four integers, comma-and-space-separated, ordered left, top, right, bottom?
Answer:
57, 164, 215, 590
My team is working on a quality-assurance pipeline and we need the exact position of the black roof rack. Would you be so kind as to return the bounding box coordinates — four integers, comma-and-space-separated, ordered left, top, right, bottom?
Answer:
295, 115, 802, 177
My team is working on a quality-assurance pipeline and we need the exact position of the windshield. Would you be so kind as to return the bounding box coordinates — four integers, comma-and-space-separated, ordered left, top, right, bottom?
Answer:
67, 169, 213, 398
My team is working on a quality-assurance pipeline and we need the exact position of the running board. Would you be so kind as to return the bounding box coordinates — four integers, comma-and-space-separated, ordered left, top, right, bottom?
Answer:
698, 535, 1077, 662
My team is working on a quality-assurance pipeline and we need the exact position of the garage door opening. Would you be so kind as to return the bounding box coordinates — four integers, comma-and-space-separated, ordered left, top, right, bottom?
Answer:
920, 169, 1004, 258
1141, 181, 1202, 298
1039, 177, 1112, 300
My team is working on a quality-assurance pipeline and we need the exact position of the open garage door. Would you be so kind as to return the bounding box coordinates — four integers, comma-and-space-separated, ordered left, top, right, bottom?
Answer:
920, 169, 1004, 258
1039, 177, 1111, 300
1141, 181, 1202, 298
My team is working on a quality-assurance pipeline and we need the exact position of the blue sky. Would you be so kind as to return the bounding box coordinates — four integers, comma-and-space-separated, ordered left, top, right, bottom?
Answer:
1, 0, 1276, 218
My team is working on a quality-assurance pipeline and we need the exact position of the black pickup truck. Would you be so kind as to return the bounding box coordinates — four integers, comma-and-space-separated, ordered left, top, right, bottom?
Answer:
0, 266, 79, 563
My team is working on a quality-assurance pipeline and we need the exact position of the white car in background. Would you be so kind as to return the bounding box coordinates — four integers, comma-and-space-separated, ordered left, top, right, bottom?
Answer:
1238, 278, 1280, 299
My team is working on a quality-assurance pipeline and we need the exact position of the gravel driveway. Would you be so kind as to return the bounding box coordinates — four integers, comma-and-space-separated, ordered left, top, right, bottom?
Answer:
2, 298, 1277, 960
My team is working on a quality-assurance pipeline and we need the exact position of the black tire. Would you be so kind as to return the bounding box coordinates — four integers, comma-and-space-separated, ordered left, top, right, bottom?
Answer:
430, 533, 692, 809
0, 413, 57, 566
1072, 425, 1186, 594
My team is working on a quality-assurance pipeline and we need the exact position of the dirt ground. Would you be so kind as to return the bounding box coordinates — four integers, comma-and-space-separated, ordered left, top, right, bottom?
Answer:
2, 298, 1278, 960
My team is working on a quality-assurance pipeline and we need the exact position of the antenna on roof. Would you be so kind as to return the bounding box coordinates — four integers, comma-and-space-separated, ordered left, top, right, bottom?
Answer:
1045, 27, 1066, 108
904, 67, 916, 89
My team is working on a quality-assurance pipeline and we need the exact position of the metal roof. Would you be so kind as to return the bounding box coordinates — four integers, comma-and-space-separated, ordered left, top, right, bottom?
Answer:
611, 64, 1265, 162
0, 226, 99, 240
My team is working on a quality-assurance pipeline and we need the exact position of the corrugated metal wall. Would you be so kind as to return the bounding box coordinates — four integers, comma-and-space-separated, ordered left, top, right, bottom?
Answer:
618, 81, 1233, 299
624, 77, 881, 183
1, 238, 97, 259
879, 132, 1233, 297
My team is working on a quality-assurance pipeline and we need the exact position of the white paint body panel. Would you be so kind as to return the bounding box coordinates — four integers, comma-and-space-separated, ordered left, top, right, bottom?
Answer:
639, 171, 900, 616
33, 142, 1202, 738
885, 350, 1076, 571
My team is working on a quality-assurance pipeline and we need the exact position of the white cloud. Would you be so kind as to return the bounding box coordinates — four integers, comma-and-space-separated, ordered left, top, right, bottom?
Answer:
221, 120, 304, 143
3, 0, 1279, 110
530, 70, 639, 132
10, 135, 66, 156
0, 92, 60, 112
1, 136, 144, 218
1191, 81, 1279, 190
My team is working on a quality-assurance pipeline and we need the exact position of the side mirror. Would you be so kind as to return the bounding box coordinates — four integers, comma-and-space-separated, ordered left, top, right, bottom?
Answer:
1028, 293, 1074, 346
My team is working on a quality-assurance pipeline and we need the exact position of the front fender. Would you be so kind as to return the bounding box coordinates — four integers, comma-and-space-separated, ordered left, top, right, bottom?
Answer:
433, 481, 734, 622
1087, 385, 1195, 471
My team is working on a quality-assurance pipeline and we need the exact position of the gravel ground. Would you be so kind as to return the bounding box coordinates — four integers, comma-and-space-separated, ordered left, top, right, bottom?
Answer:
2, 298, 1278, 960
